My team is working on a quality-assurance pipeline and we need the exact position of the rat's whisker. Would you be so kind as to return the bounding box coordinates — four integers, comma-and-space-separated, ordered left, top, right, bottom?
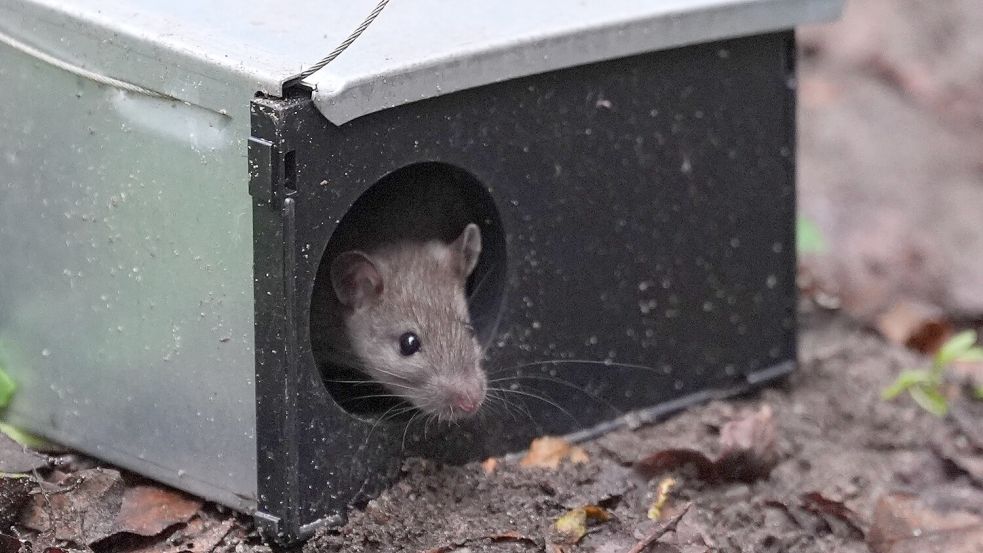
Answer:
485, 390, 526, 423
321, 379, 415, 391
361, 402, 404, 450
467, 259, 498, 300
489, 374, 622, 416
488, 386, 577, 425
489, 358, 662, 376
347, 393, 411, 402
401, 411, 422, 451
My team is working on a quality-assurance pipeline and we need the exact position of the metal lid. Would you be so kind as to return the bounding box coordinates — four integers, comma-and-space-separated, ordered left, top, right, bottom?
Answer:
0, 0, 841, 122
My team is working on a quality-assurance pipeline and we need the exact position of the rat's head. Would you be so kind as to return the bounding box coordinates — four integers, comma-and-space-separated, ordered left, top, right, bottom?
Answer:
330, 224, 486, 421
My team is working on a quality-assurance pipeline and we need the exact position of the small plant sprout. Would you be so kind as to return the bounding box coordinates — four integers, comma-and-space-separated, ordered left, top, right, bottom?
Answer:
796, 217, 826, 255
882, 329, 983, 416
0, 363, 14, 409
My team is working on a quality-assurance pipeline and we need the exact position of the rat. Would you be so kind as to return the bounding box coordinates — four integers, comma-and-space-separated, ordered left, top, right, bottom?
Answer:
310, 173, 488, 422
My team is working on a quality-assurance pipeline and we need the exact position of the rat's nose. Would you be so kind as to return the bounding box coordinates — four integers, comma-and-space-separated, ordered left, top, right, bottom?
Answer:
451, 393, 480, 414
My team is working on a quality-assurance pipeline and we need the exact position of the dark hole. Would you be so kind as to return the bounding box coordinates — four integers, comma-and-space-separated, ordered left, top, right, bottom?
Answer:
309, 162, 507, 419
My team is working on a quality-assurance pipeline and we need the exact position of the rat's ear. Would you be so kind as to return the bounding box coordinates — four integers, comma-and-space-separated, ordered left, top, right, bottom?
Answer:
452, 223, 482, 278
330, 251, 384, 310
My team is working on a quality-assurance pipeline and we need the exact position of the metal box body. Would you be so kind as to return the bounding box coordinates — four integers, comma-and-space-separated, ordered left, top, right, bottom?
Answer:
0, 0, 841, 542
0, 28, 259, 509
251, 32, 798, 537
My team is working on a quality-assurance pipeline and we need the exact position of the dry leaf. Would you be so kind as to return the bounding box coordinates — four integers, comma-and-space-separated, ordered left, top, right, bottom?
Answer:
636, 405, 779, 484
868, 492, 983, 553
115, 485, 203, 536
0, 432, 51, 473
635, 449, 718, 482
114, 516, 234, 553
874, 300, 951, 354
421, 530, 536, 553
481, 458, 498, 475
717, 405, 779, 483
22, 468, 125, 545
553, 505, 611, 545
521, 436, 588, 469
0, 533, 27, 553
21, 469, 207, 549
568, 448, 590, 465
799, 492, 864, 539
647, 478, 676, 520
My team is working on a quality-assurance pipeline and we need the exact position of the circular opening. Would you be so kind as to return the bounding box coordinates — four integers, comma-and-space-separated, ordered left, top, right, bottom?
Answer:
309, 162, 507, 417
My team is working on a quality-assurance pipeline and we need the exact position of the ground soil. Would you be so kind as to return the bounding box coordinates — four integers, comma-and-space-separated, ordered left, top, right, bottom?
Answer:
303, 310, 979, 553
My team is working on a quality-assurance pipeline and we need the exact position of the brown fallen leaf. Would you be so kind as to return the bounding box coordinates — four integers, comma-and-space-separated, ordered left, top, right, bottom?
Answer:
717, 405, 778, 483
421, 530, 537, 553
552, 505, 611, 545
0, 432, 51, 473
521, 436, 589, 469
636, 406, 778, 484
799, 492, 864, 539
115, 485, 203, 536
874, 300, 951, 354
489, 531, 538, 546
21, 470, 206, 549
635, 450, 718, 482
108, 515, 235, 553
867, 492, 983, 553
21, 468, 125, 545
0, 534, 27, 553
480, 457, 498, 475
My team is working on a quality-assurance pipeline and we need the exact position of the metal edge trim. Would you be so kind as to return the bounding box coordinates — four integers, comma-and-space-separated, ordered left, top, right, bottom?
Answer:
306, 0, 843, 124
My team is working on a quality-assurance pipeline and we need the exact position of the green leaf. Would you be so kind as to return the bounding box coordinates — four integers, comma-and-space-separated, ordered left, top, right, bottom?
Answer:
882, 369, 933, 399
0, 422, 50, 450
935, 330, 978, 368
797, 217, 826, 255
956, 346, 983, 363
0, 365, 14, 408
975, 386, 983, 401
910, 385, 949, 417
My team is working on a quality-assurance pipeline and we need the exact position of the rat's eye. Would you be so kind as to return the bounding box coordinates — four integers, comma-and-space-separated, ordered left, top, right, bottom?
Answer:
399, 332, 421, 356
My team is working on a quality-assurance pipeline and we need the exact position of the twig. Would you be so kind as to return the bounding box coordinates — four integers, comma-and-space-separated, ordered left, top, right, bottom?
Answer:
626, 504, 691, 553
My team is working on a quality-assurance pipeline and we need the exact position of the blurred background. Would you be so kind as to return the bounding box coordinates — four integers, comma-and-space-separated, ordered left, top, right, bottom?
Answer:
797, 0, 983, 338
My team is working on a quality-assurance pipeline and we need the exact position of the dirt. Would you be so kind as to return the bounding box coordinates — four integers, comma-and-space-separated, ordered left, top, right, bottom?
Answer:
305, 308, 983, 553
302, 311, 979, 552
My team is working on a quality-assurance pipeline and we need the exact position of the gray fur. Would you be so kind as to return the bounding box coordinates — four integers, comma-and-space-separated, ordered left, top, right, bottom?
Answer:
312, 224, 486, 421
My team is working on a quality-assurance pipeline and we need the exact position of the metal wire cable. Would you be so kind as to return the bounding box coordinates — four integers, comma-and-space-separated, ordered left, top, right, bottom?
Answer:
0, 27, 173, 99
296, 0, 391, 80
1, 0, 390, 98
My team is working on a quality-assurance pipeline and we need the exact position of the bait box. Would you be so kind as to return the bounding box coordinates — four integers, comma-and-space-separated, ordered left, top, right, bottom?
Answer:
0, 0, 841, 541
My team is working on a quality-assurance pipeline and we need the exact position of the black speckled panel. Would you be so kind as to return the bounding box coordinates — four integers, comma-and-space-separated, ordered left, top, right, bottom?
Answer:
251, 31, 797, 540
